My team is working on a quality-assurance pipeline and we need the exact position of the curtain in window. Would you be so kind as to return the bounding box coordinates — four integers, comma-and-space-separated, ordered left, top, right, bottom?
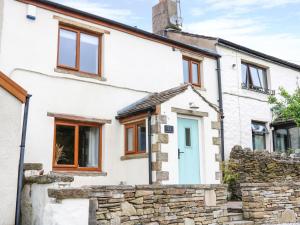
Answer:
87, 127, 99, 167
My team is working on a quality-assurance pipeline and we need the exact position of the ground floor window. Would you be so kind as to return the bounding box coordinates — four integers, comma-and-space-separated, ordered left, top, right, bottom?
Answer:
274, 126, 300, 153
125, 120, 146, 155
53, 120, 102, 171
252, 121, 268, 150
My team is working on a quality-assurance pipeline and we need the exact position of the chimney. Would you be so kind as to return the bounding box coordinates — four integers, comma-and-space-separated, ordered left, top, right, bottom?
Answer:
152, 0, 182, 36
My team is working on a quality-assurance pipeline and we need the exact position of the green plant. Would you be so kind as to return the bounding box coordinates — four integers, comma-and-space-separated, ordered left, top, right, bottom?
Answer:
222, 161, 241, 200
269, 85, 300, 126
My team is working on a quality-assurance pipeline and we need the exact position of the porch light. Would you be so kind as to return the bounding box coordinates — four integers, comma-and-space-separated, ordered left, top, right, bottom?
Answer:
189, 102, 199, 110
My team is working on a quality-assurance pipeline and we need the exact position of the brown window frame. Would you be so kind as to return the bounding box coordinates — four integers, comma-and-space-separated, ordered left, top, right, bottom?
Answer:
57, 24, 103, 77
183, 57, 201, 87
52, 119, 102, 172
124, 120, 147, 155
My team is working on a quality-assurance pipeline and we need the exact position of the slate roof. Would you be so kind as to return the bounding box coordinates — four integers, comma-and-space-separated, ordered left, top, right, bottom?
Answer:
117, 84, 189, 118
168, 30, 300, 71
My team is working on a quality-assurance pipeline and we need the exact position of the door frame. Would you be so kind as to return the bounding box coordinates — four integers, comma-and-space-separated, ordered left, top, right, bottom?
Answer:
177, 115, 205, 184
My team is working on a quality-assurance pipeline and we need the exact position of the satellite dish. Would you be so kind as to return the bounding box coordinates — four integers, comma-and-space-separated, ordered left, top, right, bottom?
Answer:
170, 15, 178, 25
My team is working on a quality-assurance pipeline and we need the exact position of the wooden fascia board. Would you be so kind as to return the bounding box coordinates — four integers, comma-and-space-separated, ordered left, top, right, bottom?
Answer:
0, 71, 27, 103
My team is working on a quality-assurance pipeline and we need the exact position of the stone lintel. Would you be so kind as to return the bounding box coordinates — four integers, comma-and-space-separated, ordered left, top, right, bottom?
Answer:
171, 107, 209, 117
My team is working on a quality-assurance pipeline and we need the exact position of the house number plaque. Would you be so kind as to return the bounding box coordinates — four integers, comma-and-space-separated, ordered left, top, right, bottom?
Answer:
164, 125, 174, 134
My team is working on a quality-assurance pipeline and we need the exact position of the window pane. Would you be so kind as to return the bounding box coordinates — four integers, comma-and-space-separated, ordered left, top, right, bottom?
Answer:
258, 69, 267, 89
241, 63, 248, 85
78, 126, 99, 168
137, 123, 146, 152
185, 128, 191, 147
126, 128, 134, 152
250, 66, 262, 88
55, 125, 75, 165
289, 127, 300, 150
192, 63, 199, 84
253, 135, 265, 150
275, 129, 288, 152
80, 33, 99, 74
59, 29, 77, 68
183, 59, 189, 83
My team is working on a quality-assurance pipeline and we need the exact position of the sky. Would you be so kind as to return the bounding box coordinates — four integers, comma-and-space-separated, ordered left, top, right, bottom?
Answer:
52, 0, 300, 64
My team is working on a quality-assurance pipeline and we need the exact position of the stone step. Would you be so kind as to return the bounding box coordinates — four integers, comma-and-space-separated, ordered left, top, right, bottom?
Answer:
224, 221, 254, 225
227, 201, 243, 213
228, 213, 243, 221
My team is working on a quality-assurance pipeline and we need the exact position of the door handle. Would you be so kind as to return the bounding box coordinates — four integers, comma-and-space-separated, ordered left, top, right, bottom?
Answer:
178, 148, 184, 159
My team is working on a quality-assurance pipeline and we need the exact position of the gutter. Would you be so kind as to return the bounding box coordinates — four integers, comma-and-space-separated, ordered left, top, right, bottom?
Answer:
216, 58, 225, 161
15, 94, 31, 225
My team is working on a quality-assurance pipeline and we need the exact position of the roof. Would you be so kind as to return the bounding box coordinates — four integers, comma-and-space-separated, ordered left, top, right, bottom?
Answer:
16, 0, 220, 58
117, 84, 189, 119
0, 71, 27, 103
168, 30, 300, 71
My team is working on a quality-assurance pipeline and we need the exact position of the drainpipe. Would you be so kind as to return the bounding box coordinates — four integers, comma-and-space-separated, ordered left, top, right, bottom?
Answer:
216, 58, 225, 161
15, 94, 31, 225
147, 110, 153, 184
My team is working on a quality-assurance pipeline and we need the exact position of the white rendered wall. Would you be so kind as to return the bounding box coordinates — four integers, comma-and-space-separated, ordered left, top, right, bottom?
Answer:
0, 0, 220, 186
160, 87, 220, 184
218, 45, 300, 158
0, 88, 22, 225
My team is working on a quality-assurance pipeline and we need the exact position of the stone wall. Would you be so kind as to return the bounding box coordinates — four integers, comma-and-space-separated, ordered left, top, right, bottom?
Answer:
241, 182, 300, 224
228, 146, 300, 200
229, 145, 300, 183
48, 184, 228, 225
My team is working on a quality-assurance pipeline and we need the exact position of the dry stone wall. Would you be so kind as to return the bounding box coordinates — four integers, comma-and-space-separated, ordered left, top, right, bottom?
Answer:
49, 184, 228, 225
230, 145, 300, 183
241, 182, 300, 224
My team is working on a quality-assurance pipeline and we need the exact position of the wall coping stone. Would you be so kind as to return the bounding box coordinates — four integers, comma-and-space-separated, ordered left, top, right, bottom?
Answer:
24, 163, 43, 171
240, 182, 300, 187
48, 184, 228, 199
25, 174, 74, 184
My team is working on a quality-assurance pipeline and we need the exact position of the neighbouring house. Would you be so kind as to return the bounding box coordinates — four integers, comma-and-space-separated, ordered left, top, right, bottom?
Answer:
0, 71, 27, 225
0, 0, 222, 194
152, 0, 300, 158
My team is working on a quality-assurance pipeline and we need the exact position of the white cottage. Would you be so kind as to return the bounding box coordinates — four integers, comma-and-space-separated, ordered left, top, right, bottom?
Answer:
152, 0, 300, 159
0, 71, 27, 225
0, 0, 222, 191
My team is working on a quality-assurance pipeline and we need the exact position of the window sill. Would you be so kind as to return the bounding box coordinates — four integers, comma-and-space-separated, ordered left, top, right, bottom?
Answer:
51, 171, 107, 177
55, 68, 107, 81
120, 153, 148, 161
193, 85, 206, 92
241, 83, 275, 95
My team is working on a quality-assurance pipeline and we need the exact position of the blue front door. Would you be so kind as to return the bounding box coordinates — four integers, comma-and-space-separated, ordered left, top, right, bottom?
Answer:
178, 118, 200, 184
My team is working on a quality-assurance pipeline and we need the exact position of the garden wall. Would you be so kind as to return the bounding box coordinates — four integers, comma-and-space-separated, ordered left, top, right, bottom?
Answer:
48, 184, 229, 225
241, 182, 300, 224
230, 145, 300, 183
228, 145, 300, 199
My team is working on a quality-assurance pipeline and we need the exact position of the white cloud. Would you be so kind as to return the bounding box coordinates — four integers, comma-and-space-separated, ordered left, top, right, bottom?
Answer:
52, 0, 134, 22
205, 0, 300, 10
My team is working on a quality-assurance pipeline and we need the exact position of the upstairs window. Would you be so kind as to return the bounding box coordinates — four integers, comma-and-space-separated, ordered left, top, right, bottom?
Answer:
242, 62, 268, 91
58, 25, 102, 76
252, 122, 268, 150
125, 121, 146, 155
183, 57, 201, 86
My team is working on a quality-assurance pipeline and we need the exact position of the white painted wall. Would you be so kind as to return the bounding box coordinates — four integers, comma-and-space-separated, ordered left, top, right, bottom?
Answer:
160, 87, 220, 184
0, 0, 220, 187
218, 45, 300, 158
22, 183, 89, 225
0, 88, 23, 225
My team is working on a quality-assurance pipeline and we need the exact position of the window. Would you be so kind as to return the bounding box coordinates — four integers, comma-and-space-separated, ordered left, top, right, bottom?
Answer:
185, 128, 191, 147
125, 121, 146, 155
53, 120, 102, 171
241, 62, 268, 92
58, 25, 102, 76
182, 57, 201, 86
274, 126, 300, 153
252, 122, 268, 150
